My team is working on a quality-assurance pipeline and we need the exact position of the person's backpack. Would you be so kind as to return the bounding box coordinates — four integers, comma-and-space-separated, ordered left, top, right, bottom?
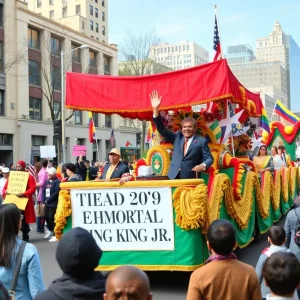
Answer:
294, 209, 300, 246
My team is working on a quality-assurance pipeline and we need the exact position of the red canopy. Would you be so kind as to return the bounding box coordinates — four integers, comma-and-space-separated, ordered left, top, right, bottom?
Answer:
66, 59, 263, 121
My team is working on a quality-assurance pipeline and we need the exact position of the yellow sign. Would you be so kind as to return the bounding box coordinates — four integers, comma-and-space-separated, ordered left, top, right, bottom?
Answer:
5, 195, 28, 210
7, 171, 29, 195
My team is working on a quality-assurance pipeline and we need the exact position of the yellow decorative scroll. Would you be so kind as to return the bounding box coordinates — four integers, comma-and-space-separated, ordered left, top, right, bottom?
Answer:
54, 190, 72, 240
173, 184, 209, 234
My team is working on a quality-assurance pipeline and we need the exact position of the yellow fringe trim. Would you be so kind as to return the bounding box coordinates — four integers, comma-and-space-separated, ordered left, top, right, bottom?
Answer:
95, 263, 203, 272
238, 237, 254, 249
173, 184, 209, 234
54, 190, 71, 240
281, 168, 290, 203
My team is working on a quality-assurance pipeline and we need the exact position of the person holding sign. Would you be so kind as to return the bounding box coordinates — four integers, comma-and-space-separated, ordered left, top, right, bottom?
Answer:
2, 161, 36, 241
150, 90, 214, 179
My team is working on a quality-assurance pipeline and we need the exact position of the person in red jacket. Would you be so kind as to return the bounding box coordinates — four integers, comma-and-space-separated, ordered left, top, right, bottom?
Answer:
2, 160, 36, 241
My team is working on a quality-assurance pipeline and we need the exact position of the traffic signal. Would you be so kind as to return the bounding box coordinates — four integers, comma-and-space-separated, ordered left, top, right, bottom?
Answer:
53, 120, 62, 141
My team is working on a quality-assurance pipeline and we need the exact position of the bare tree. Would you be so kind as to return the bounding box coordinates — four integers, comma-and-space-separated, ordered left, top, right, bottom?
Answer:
118, 29, 170, 154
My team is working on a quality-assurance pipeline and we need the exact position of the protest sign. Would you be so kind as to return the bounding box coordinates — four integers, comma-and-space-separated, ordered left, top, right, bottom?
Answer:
40, 145, 56, 158
71, 187, 174, 251
5, 195, 28, 210
7, 171, 29, 194
72, 145, 87, 156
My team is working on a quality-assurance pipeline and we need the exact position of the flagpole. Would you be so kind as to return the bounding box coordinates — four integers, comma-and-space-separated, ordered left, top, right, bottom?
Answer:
214, 5, 223, 58
231, 132, 235, 157
95, 137, 100, 162
270, 99, 278, 122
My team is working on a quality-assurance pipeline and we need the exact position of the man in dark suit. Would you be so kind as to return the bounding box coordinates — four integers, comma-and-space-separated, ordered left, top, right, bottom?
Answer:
150, 90, 214, 179
84, 160, 98, 181
100, 148, 129, 180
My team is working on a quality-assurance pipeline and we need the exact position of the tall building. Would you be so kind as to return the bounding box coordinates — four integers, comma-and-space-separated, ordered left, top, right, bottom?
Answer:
225, 44, 255, 64
27, 0, 108, 43
0, 1, 140, 166
229, 60, 287, 118
149, 41, 209, 70
256, 21, 300, 110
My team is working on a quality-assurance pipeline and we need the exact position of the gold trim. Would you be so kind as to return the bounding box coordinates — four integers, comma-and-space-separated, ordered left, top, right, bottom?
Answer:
144, 146, 170, 176
95, 263, 204, 272
238, 237, 254, 249
59, 179, 204, 190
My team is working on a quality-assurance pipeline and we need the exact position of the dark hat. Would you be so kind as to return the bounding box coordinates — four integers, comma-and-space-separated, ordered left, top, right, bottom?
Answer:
56, 227, 102, 279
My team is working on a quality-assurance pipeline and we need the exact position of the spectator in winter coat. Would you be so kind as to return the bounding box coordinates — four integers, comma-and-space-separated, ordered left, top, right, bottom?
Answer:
35, 227, 105, 300
65, 163, 82, 182
42, 167, 60, 242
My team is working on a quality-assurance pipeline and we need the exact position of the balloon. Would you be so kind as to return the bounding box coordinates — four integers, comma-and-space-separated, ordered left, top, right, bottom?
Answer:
262, 131, 269, 139
284, 126, 293, 135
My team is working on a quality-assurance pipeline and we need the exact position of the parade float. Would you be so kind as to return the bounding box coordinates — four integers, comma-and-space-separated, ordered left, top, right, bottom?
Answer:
54, 59, 299, 271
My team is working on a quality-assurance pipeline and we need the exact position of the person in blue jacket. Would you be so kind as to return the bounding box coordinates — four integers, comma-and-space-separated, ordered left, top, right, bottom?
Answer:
0, 204, 44, 299
42, 167, 61, 242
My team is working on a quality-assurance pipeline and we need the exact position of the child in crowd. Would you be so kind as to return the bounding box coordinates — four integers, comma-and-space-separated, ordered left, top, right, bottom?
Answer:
255, 226, 298, 300
262, 252, 300, 299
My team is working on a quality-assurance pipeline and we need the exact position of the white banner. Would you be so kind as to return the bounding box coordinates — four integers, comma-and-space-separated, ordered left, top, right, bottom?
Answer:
70, 187, 174, 251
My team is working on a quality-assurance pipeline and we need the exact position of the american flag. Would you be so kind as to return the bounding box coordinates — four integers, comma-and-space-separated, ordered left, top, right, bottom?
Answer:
28, 147, 36, 179
213, 14, 222, 61
109, 129, 115, 147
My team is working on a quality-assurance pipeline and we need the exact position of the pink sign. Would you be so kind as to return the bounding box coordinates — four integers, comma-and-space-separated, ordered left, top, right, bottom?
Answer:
72, 145, 87, 157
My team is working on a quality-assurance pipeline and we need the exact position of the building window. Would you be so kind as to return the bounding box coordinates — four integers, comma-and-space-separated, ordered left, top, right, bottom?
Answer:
0, 42, 3, 72
74, 110, 82, 124
71, 44, 81, 63
95, 23, 99, 33
28, 27, 40, 50
105, 115, 111, 127
62, 7, 67, 17
82, 21, 85, 30
0, 4, 3, 28
49, 0, 54, 5
0, 134, 12, 146
29, 60, 41, 86
32, 135, 45, 146
89, 51, 96, 66
102, 11, 105, 21
53, 102, 60, 120
29, 97, 42, 120
37, 0, 42, 8
104, 56, 111, 74
102, 0, 105, 7
93, 113, 98, 127
90, 20, 94, 31
76, 4, 81, 15
95, 0, 98, 2
102, 26, 105, 35
95, 8, 98, 18
51, 66, 61, 91
0, 90, 4, 116
50, 36, 61, 56
49, 10, 54, 19
90, 5, 93, 16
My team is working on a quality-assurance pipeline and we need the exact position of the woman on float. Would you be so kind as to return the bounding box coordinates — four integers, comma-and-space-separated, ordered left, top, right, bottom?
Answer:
253, 145, 274, 176
270, 146, 285, 171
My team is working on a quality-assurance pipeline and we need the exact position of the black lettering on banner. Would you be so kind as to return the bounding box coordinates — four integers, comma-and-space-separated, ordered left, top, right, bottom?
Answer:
152, 191, 161, 205
83, 211, 92, 224
152, 228, 170, 242
104, 193, 113, 206
78, 193, 86, 206
114, 192, 124, 206
153, 210, 163, 223
116, 211, 126, 224
130, 192, 138, 205
138, 192, 147, 205
93, 193, 102, 206
126, 210, 135, 223
117, 229, 148, 242
144, 210, 153, 223
90, 229, 112, 242
93, 211, 103, 224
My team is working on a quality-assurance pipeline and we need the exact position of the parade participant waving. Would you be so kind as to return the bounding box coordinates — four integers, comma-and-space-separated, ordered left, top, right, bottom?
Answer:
150, 90, 213, 179
2, 160, 36, 241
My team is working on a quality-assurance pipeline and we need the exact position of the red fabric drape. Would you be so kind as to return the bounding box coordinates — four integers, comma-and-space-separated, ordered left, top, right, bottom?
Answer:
66, 59, 263, 121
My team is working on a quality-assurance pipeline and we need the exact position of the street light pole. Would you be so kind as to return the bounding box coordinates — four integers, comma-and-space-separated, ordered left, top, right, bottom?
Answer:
60, 44, 89, 164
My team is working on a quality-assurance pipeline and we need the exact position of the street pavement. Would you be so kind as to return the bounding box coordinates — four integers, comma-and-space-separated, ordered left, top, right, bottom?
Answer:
30, 212, 288, 300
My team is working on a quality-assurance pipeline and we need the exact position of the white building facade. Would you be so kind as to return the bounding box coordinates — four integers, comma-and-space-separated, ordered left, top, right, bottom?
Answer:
150, 41, 209, 70
0, 1, 139, 166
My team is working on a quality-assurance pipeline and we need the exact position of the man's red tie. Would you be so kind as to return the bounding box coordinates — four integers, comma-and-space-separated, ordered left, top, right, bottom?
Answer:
183, 138, 189, 156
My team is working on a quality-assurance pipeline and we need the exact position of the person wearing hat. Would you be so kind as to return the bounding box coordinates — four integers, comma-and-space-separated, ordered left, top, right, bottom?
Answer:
42, 167, 60, 242
0, 167, 9, 204
2, 160, 36, 241
100, 148, 129, 180
35, 227, 105, 300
